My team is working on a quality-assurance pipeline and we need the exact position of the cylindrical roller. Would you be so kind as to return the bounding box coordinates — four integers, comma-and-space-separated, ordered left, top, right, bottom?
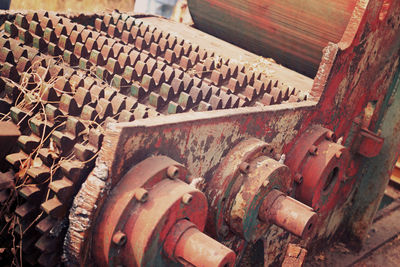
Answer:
167, 220, 236, 267
259, 189, 317, 239
188, 0, 358, 77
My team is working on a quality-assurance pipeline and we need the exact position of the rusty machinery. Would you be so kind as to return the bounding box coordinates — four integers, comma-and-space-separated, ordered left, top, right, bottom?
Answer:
0, 0, 399, 266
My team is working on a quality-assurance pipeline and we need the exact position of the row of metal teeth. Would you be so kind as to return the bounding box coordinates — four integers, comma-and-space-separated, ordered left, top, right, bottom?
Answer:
6, 10, 303, 113
0, 10, 305, 266
96, 11, 304, 108
0, 11, 159, 266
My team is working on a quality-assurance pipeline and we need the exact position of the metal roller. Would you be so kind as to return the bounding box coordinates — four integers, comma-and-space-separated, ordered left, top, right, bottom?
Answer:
188, 0, 358, 76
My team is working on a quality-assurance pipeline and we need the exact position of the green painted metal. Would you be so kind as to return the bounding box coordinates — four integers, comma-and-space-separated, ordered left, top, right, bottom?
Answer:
345, 62, 400, 245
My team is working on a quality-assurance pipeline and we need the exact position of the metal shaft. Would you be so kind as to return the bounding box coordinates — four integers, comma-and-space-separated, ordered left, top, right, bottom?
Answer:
259, 189, 317, 238
167, 220, 236, 267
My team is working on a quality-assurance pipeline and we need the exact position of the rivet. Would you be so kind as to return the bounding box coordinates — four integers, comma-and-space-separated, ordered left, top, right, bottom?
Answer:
134, 188, 148, 203
239, 162, 250, 174
167, 166, 179, 179
112, 231, 127, 246
308, 145, 318, 155
182, 193, 192, 205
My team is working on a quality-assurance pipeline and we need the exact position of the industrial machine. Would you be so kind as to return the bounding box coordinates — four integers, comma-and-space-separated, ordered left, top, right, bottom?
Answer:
0, 0, 399, 266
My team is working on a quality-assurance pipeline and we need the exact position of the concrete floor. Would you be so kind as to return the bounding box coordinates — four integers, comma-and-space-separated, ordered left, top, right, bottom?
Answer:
354, 234, 400, 267
306, 198, 400, 267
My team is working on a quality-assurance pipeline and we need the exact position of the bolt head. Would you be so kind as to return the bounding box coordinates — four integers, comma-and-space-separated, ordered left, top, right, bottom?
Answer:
325, 131, 336, 141
112, 231, 127, 246
308, 145, 318, 155
167, 166, 179, 179
134, 188, 148, 203
239, 162, 250, 174
182, 193, 192, 205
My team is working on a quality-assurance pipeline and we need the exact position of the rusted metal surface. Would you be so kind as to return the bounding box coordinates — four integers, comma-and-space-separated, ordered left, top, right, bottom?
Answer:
260, 190, 317, 239
0, 0, 397, 266
0, 9, 307, 265
356, 128, 384, 158
202, 138, 316, 262
93, 156, 235, 266
169, 220, 236, 267
0, 121, 20, 170
188, 0, 358, 77
282, 243, 307, 267
286, 126, 351, 215
68, 1, 400, 265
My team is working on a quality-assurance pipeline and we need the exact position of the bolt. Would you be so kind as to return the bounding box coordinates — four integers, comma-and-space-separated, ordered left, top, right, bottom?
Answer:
167, 166, 179, 179
308, 145, 318, 155
182, 193, 192, 205
325, 131, 336, 141
274, 153, 282, 161
261, 146, 268, 154
112, 231, 127, 246
218, 224, 230, 237
279, 154, 286, 164
294, 173, 303, 184
337, 137, 344, 145
239, 162, 250, 174
134, 188, 148, 203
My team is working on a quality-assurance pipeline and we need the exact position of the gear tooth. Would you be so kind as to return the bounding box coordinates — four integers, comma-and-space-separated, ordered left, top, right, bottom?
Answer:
36, 216, 57, 234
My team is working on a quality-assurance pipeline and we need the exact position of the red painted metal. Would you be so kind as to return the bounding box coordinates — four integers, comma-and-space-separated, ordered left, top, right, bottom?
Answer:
204, 138, 317, 261
286, 126, 351, 214
259, 189, 317, 239
357, 128, 384, 158
93, 156, 235, 266
0, 0, 392, 265
168, 220, 236, 267
66, 1, 400, 261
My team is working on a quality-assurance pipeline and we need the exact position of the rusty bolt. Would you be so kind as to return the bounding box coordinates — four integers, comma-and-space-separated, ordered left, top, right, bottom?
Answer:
325, 131, 336, 141
218, 224, 230, 237
274, 153, 282, 161
308, 145, 318, 155
182, 193, 192, 205
294, 173, 303, 184
262, 145, 274, 155
239, 162, 250, 174
167, 165, 179, 179
112, 231, 127, 246
134, 188, 148, 203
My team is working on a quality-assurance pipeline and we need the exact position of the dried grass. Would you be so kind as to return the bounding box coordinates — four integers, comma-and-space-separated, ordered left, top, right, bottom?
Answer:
0, 55, 102, 266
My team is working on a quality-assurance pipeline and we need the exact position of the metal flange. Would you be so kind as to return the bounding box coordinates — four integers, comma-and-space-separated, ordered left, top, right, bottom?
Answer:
206, 138, 316, 246
285, 125, 351, 214
93, 156, 236, 267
